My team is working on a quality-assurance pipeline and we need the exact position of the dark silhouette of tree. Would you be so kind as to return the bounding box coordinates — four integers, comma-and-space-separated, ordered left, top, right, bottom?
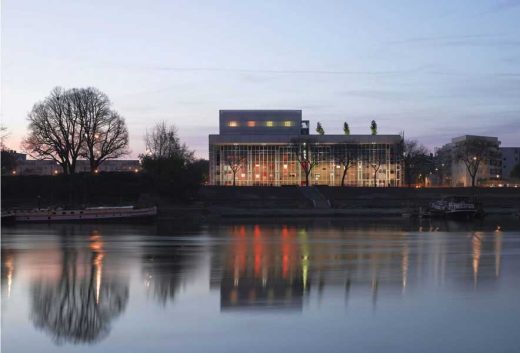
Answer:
23, 88, 85, 174
290, 137, 319, 186
30, 233, 128, 345
343, 122, 350, 135
224, 148, 246, 186
453, 137, 500, 187
22, 87, 129, 174
370, 120, 377, 135
316, 122, 325, 135
77, 88, 129, 173
334, 145, 357, 186
402, 139, 430, 187
363, 146, 385, 187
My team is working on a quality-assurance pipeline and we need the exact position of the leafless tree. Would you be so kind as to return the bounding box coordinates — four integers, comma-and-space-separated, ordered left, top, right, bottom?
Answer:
224, 152, 246, 186
23, 87, 85, 174
77, 88, 129, 173
454, 137, 500, 187
23, 87, 129, 174
334, 144, 357, 187
143, 121, 193, 162
402, 139, 430, 187
291, 137, 319, 186
364, 146, 386, 187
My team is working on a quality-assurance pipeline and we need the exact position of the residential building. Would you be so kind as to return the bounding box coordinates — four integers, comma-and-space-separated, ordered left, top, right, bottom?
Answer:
500, 147, 520, 179
209, 110, 403, 186
435, 135, 501, 187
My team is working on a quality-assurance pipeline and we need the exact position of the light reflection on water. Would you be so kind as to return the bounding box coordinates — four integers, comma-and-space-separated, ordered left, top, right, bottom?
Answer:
2, 218, 520, 353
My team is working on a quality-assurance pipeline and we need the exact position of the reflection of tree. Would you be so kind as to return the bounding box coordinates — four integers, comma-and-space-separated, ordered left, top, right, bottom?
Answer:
30, 231, 128, 345
142, 244, 200, 305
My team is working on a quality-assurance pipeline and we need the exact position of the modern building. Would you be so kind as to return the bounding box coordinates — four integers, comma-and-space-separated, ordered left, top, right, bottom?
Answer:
435, 135, 501, 187
500, 147, 520, 179
209, 110, 404, 186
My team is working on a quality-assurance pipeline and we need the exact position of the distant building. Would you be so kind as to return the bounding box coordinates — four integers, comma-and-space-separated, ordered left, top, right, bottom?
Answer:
500, 147, 520, 179
209, 110, 404, 186
436, 135, 501, 187
11, 159, 141, 176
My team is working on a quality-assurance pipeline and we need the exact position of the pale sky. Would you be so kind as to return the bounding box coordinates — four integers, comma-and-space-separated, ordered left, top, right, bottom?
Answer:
2, 0, 520, 158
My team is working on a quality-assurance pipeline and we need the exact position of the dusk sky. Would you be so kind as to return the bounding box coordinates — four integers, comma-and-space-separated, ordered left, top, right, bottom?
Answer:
2, 0, 520, 158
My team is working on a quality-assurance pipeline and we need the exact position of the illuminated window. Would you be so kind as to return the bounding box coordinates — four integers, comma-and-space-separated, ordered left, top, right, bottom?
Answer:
228, 121, 238, 127
266, 121, 274, 127
247, 121, 256, 127
283, 164, 288, 169
283, 121, 294, 127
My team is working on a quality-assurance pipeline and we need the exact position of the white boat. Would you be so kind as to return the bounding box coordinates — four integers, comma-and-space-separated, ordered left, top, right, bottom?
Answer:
12, 206, 157, 222
429, 197, 480, 219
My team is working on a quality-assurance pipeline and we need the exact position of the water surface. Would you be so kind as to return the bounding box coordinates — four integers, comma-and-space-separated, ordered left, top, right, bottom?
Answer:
2, 218, 520, 353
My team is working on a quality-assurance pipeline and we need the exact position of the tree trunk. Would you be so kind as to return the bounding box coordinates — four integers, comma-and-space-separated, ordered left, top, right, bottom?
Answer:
305, 170, 310, 186
471, 174, 476, 187
373, 172, 377, 187
341, 166, 347, 187
232, 171, 236, 186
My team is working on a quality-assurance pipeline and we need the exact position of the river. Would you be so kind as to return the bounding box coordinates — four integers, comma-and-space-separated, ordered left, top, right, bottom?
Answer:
2, 217, 520, 353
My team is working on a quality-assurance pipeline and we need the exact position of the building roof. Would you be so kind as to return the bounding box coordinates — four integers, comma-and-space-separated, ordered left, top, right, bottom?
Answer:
209, 134, 402, 145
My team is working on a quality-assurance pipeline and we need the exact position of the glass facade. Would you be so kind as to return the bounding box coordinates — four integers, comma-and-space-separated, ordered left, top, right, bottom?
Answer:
209, 143, 402, 186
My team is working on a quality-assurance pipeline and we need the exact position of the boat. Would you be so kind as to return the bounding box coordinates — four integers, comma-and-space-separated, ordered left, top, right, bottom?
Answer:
11, 205, 157, 223
428, 196, 481, 219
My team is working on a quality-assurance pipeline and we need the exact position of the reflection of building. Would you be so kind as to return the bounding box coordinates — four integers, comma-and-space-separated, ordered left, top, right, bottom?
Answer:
211, 225, 306, 311
436, 135, 501, 187
209, 110, 403, 186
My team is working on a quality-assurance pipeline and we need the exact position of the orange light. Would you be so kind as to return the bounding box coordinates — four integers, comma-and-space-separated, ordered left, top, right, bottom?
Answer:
247, 121, 256, 127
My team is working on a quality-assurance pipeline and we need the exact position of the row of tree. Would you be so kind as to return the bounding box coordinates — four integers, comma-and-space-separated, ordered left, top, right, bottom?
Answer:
315, 120, 378, 135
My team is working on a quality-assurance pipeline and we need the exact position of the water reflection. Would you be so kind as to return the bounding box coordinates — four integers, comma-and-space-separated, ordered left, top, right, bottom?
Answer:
30, 229, 129, 345
142, 240, 202, 305
214, 225, 305, 311
1, 219, 519, 352
210, 222, 510, 312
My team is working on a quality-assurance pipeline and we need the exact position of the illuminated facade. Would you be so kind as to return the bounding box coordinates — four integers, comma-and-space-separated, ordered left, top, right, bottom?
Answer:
209, 110, 403, 186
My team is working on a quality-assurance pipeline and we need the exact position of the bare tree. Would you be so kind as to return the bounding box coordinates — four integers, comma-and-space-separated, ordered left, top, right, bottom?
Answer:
77, 88, 129, 173
334, 144, 357, 186
291, 137, 319, 186
23, 87, 85, 174
402, 139, 430, 187
364, 146, 385, 187
454, 137, 500, 187
224, 150, 246, 186
23, 87, 129, 174
144, 122, 193, 162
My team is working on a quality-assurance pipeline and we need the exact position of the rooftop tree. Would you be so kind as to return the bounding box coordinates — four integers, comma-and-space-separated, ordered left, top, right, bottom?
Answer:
370, 120, 377, 135
343, 122, 350, 135
316, 122, 325, 135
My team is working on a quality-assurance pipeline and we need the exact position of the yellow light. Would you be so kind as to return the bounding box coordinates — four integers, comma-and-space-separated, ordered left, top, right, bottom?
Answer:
228, 121, 238, 127
283, 164, 288, 169
283, 121, 293, 127
266, 121, 274, 127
